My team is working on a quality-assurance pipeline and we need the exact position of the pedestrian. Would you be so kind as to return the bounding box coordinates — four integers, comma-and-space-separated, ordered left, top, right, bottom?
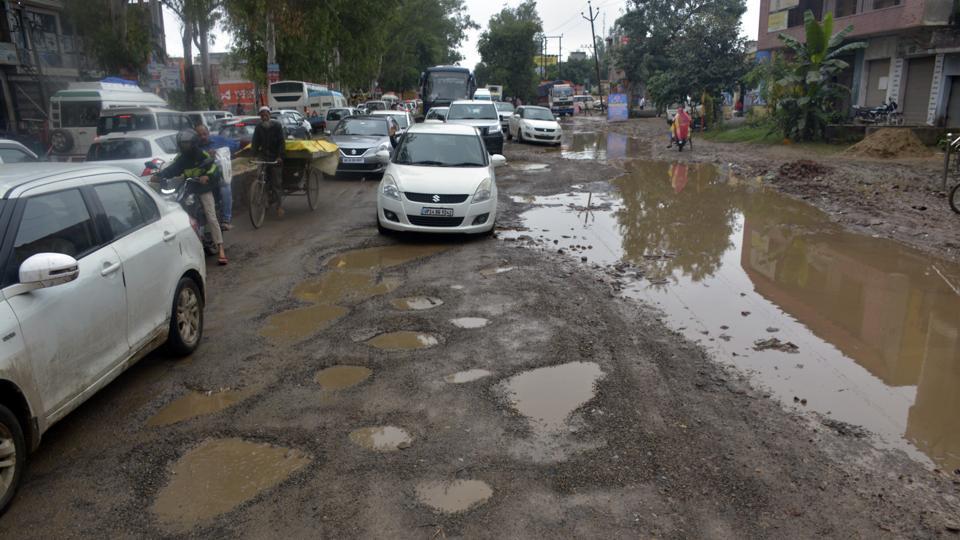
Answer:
639, 96, 646, 110
195, 123, 235, 231
251, 106, 286, 218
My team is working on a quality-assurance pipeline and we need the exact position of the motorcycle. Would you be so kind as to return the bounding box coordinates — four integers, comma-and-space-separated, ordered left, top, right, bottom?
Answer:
852, 100, 901, 125
146, 160, 222, 256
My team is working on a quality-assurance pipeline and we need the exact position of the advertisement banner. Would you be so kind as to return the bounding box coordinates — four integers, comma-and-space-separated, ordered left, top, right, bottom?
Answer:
267, 63, 280, 83
607, 93, 629, 122
767, 11, 788, 32
219, 82, 256, 106
769, 0, 799, 11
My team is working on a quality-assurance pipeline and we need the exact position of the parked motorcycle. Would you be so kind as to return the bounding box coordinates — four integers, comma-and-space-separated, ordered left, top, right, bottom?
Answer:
852, 100, 902, 125
146, 160, 221, 256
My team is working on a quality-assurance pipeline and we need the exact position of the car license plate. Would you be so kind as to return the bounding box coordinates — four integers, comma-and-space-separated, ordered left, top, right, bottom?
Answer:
421, 207, 454, 217
342, 157, 364, 164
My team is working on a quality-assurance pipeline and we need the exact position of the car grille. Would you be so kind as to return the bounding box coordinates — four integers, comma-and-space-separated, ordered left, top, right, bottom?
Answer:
534, 134, 556, 140
405, 193, 469, 203
407, 215, 464, 227
339, 148, 369, 157
534, 128, 555, 133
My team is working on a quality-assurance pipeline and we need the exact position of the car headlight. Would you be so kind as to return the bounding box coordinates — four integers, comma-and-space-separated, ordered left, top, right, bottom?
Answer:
372, 142, 391, 154
489, 123, 501, 133
381, 175, 401, 201
472, 178, 492, 203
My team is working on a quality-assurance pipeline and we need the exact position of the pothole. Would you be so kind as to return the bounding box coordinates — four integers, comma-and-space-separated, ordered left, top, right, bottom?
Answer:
366, 331, 439, 350
415, 479, 493, 513
390, 296, 444, 311
151, 438, 310, 531
348, 426, 413, 452
513, 163, 549, 171
502, 362, 604, 432
147, 389, 253, 427
450, 317, 489, 329
444, 369, 493, 384
259, 304, 349, 343
480, 266, 515, 277
293, 272, 402, 305
315, 365, 372, 391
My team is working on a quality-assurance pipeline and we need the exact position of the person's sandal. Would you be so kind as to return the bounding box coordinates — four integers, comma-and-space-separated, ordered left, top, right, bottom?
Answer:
218, 256, 228, 266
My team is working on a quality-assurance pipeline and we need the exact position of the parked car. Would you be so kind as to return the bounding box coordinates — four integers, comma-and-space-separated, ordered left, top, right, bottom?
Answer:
508, 105, 562, 146
573, 95, 596, 112
184, 110, 234, 131
364, 100, 388, 112
494, 101, 515, 132
271, 111, 311, 139
473, 88, 492, 101
0, 139, 39, 164
424, 107, 449, 123
370, 110, 414, 134
0, 163, 206, 513
376, 123, 504, 235
278, 109, 313, 134
445, 100, 504, 154
323, 107, 358, 135
330, 116, 399, 177
85, 130, 179, 180
218, 117, 260, 153
97, 107, 191, 138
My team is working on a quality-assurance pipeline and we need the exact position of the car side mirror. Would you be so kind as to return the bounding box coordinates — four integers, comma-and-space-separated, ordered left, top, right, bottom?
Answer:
6, 253, 80, 297
375, 150, 391, 164
491, 154, 507, 168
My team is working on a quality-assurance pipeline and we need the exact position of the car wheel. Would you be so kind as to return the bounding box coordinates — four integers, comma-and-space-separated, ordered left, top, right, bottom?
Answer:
377, 215, 393, 236
165, 276, 204, 356
0, 404, 25, 516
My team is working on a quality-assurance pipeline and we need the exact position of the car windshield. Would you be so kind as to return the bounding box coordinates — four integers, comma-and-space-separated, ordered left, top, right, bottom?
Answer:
495, 102, 514, 113
386, 114, 409, 128
334, 118, 388, 136
327, 109, 350, 120
523, 108, 555, 121
220, 124, 255, 138
393, 133, 485, 167
426, 72, 470, 101
366, 102, 386, 111
86, 139, 152, 161
98, 113, 157, 136
427, 108, 448, 119
447, 103, 498, 120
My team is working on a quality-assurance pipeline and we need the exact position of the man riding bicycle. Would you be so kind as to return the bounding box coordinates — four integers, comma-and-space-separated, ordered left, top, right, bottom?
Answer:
252, 106, 286, 218
152, 128, 228, 265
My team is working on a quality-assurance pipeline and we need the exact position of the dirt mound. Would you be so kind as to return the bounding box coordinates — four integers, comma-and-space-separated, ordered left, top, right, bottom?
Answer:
778, 160, 833, 181
843, 128, 931, 159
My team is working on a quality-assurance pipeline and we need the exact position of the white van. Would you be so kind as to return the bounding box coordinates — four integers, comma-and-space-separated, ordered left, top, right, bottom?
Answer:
97, 107, 192, 138
48, 81, 168, 161
381, 93, 400, 108
473, 88, 492, 101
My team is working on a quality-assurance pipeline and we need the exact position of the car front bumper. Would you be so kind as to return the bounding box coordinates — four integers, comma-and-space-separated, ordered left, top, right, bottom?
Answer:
378, 191, 497, 234
522, 128, 562, 143
336, 154, 385, 175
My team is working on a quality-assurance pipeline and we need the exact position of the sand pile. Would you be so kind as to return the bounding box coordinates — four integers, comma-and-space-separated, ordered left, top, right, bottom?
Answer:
843, 128, 930, 159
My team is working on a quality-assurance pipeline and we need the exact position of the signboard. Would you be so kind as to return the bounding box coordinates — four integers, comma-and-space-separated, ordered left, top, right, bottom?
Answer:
607, 93, 628, 122
267, 63, 280, 83
219, 82, 256, 106
767, 11, 788, 32
769, 0, 799, 11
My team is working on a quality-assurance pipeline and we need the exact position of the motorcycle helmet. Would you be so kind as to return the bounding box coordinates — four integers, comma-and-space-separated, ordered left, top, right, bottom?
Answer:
177, 128, 200, 155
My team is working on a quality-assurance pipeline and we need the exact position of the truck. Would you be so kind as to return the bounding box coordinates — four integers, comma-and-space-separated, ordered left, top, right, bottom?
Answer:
486, 85, 503, 101
536, 80, 575, 116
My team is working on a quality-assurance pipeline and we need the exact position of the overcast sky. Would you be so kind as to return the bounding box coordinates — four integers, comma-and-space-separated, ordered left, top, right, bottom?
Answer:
164, 0, 761, 68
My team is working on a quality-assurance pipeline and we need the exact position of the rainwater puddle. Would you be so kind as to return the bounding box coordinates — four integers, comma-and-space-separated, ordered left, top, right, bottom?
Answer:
147, 389, 252, 427
512, 163, 550, 172
348, 426, 413, 451
505, 158, 960, 470
315, 365, 372, 391
415, 479, 493, 513
259, 304, 349, 342
502, 362, 604, 432
561, 131, 644, 161
480, 266, 515, 277
445, 369, 493, 383
450, 317, 490, 329
390, 296, 444, 311
366, 331, 439, 350
152, 438, 310, 531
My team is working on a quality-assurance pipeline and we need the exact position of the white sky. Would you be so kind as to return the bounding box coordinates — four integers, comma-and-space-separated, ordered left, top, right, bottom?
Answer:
164, 0, 761, 68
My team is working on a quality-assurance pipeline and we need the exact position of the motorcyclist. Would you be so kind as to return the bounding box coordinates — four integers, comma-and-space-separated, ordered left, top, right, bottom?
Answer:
152, 128, 228, 265
195, 123, 236, 230
668, 105, 692, 148
252, 106, 286, 218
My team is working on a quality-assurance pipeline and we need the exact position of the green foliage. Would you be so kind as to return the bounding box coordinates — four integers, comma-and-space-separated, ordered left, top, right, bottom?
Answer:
476, 1, 543, 101
542, 58, 599, 90
67, 0, 153, 76
768, 11, 866, 141
166, 89, 222, 110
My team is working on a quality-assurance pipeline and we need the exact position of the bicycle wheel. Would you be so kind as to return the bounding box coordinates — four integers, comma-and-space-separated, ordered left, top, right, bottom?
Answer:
249, 179, 268, 228
950, 183, 960, 214
307, 167, 322, 211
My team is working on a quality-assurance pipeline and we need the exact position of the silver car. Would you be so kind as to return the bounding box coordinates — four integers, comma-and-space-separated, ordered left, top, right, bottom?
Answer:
446, 100, 504, 155
330, 116, 399, 177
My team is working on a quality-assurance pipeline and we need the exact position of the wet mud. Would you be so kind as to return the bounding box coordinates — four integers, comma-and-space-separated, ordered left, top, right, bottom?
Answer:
147, 389, 253, 427
366, 331, 440, 351
502, 362, 604, 432
314, 365, 372, 391
348, 426, 413, 452
450, 317, 490, 329
444, 369, 493, 384
415, 479, 493, 514
259, 304, 349, 342
390, 296, 444, 311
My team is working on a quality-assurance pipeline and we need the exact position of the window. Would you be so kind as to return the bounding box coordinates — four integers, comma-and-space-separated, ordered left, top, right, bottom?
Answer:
187, 113, 203, 127
130, 183, 160, 223
14, 189, 98, 268
60, 101, 101, 128
788, 0, 824, 27
157, 113, 188, 130
155, 135, 178, 154
86, 139, 151, 161
98, 114, 157, 136
394, 133, 486, 167
0, 147, 36, 163
835, 0, 858, 17
872, 0, 900, 8
93, 183, 146, 238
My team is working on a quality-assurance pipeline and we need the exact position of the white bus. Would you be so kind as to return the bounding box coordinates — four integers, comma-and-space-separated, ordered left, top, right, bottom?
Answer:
48, 81, 168, 160
269, 80, 346, 114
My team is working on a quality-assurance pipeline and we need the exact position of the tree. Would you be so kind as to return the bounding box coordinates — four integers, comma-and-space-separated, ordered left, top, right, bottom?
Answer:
769, 11, 867, 141
476, 1, 543, 101
67, 0, 152, 76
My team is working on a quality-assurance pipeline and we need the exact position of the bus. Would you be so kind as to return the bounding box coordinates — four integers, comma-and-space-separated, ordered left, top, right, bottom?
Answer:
268, 81, 346, 114
419, 66, 476, 114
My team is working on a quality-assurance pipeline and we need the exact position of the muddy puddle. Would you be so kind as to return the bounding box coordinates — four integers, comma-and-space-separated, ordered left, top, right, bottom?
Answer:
259, 304, 349, 342
505, 156, 960, 470
315, 365, 372, 391
450, 317, 490, 329
147, 389, 253, 427
480, 266, 515, 277
511, 163, 550, 172
445, 369, 493, 383
366, 331, 439, 350
562, 131, 645, 161
415, 479, 493, 513
502, 362, 604, 432
390, 296, 444, 311
348, 426, 413, 451
152, 438, 310, 531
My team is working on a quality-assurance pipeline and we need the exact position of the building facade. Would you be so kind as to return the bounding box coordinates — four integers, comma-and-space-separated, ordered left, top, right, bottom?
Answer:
757, 0, 960, 126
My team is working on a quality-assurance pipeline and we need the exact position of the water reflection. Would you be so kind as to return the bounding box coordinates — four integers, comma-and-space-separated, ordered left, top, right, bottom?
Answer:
562, 131, 643, 161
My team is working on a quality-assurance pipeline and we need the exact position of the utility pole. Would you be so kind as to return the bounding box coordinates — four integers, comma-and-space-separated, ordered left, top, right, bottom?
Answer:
582, 0, 604, 112
558, 35, 563, 79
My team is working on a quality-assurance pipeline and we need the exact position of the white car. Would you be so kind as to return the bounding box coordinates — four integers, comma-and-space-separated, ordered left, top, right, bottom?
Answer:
376, 123, 504, 235
0, 163, 206, 513
424, 107, 449, 123
85, 130, 179, 180
279, 109, 313, 134
508, 105, 562, 146
370, 110, 414, 134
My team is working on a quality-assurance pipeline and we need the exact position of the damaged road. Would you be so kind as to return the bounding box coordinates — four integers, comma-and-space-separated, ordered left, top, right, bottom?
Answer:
1, 117, 959, 538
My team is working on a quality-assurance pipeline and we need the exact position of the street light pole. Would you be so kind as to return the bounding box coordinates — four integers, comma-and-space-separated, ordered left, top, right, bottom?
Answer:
582, 0, 604, 112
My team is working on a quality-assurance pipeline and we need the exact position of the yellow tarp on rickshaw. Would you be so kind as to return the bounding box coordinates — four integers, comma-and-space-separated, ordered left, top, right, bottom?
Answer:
284, 139, 338, 155
284, 139, 339, 177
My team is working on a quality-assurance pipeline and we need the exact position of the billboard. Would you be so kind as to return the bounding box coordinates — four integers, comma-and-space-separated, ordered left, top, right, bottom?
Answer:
219, 82, 256, 106
607, 93, 628, 122
767, 11, 788, 32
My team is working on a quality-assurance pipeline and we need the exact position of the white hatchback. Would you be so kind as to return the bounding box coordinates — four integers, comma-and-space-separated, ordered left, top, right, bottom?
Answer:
85, 130, 179, 181
508, 105, 563, 146
376, 123, 505, 235
0, 164, 206, 513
